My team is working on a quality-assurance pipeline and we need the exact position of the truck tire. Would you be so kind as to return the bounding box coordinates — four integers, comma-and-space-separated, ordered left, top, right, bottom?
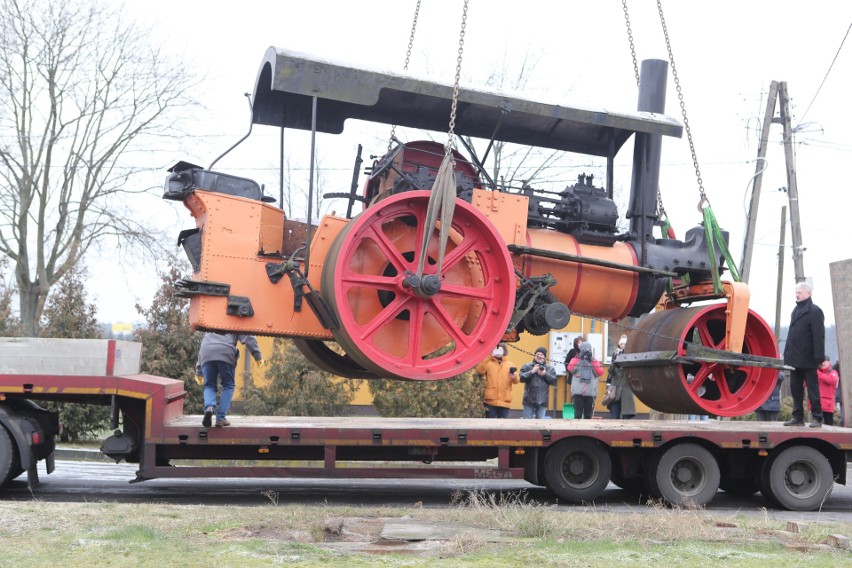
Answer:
651, 443, 720, 507
543, 438, 611, 503
0, 425, 21, 488
758, 456, 781, 508
765, 446, 834, 511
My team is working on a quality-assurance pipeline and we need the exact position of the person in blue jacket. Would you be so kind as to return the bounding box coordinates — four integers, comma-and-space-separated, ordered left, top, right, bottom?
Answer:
195, 332, 263, 427
755, 372, 784, 422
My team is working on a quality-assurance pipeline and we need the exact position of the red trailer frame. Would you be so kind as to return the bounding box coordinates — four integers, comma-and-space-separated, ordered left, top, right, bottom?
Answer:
1, 365, 849, 512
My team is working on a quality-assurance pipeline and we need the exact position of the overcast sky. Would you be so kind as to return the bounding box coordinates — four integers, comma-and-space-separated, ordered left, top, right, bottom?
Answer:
98, 0, 852, 334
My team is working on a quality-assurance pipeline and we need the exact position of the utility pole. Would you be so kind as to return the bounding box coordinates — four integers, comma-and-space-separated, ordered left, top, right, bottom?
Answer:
778, 82, 806, 283
740, 81, 806, 284
740, 81, 778, 282
774, 205, 786, 338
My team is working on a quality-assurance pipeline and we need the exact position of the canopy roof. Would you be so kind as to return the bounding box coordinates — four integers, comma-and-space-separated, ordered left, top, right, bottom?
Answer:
251, 47, 682, 158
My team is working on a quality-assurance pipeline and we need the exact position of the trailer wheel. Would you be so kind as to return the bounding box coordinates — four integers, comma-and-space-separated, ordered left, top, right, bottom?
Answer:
764, 446, 834, 511
543, 438, 611, 503
758, 457, 781, 508
0, 425, 21, 487
651, 443, 720, 507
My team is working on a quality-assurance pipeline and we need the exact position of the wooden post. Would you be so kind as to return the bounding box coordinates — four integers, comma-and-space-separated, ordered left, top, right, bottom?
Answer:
741, 81, 779, 282
778, 82, 806, 283
829, 259, 852, 427
774, 205, 787, 338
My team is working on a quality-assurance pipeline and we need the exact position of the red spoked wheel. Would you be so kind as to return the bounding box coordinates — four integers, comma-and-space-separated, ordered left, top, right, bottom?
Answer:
320, 191, 515, 380
627, 305, 779, 416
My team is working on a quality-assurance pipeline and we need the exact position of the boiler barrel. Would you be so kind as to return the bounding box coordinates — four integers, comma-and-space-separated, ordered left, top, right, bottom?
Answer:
522, 228, 640, 321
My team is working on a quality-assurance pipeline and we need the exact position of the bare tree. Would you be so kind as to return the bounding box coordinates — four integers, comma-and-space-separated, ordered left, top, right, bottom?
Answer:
463, 52, 596, 192
0, 0, 196, 336
0, 256, 18, 335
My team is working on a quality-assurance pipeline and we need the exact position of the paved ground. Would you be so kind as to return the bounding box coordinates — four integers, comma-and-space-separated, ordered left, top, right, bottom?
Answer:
7, 450, 851, 524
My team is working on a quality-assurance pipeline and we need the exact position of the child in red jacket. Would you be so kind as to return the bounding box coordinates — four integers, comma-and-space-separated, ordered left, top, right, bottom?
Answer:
816, 358, 839, 426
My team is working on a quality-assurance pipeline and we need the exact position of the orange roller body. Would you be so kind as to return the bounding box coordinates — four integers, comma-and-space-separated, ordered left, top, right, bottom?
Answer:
181, 190, 340, 340
522, 228, 639, 321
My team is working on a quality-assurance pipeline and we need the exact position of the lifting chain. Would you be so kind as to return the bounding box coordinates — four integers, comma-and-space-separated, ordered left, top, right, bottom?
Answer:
622, 0, 673, 234
621, 0, 640, 88
445, 0, 469, 151
656, 0, 708, 208
657, 0, 744, 289
414, 0, 469, 282
388, 0, 422, 151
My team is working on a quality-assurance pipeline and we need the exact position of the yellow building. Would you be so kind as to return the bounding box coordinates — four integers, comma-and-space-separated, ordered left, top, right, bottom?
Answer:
232, 317, 650, 418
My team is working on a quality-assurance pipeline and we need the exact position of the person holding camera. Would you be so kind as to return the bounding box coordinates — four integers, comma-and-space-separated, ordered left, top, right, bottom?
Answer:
563, 336, 584, 386
520, 347, 558, 419
475, 343, 519, 418
566, 341, 604, 419
606, 335, 636, 419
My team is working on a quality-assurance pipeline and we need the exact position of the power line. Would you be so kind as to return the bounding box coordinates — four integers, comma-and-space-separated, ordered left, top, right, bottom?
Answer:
797, 20, 852, 125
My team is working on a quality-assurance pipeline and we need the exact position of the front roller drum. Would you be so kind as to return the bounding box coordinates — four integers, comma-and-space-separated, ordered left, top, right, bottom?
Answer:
627, 305, 779, 416
321, 191, 516, 380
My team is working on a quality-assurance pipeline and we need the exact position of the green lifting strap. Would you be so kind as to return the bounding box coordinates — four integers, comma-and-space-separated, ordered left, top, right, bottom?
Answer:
702, 206, 742, 295
661, 218, 673, 239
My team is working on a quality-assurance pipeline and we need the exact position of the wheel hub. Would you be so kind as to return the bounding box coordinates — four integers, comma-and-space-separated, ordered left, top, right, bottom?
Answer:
785, 462, 816, 495
675, 463, 694, 484
401, 270, 442, 298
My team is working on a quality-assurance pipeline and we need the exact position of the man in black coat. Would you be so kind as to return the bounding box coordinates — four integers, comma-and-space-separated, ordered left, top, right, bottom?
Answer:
783, 282, 825, 428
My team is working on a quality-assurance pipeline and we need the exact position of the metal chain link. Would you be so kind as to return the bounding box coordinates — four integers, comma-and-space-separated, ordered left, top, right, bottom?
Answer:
657, 0, 708, 205
622, 0, 640, 88
446, 0, 469, 152
657, 191, 667, 219
388, 0, 422, 151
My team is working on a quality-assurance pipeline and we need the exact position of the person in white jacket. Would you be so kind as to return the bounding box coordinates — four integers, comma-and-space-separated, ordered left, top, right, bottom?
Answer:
195, 332, 263, 427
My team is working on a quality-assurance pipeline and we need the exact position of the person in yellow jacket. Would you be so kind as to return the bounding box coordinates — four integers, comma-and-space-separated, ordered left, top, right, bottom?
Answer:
475, 343, 519, 418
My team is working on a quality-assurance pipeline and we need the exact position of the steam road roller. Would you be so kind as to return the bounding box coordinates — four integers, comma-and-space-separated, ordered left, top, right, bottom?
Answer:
164, 49, 783, 417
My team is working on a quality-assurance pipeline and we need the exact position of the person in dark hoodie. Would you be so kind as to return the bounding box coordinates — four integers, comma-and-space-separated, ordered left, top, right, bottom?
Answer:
783, 282, 825, 428
519, 347, 558, 418
195, 332, 263, 428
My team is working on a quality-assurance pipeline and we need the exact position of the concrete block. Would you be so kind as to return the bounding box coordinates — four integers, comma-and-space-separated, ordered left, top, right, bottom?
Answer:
786, 520, 807, 534
0, 338, 141, 376
825, 534, 850, 550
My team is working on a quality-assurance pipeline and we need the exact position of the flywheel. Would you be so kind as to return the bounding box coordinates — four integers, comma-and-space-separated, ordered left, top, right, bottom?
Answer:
320, 191, 515, 380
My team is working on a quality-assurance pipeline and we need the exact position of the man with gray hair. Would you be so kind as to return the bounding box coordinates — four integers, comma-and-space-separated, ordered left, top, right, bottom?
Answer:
783, 282, 826, 428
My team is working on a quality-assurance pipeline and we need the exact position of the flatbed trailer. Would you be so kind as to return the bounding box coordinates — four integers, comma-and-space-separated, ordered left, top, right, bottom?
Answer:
1, 357, 849, 512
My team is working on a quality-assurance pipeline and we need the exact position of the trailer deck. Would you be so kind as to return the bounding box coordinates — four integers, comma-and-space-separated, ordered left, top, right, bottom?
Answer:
1, 366, 849, 511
